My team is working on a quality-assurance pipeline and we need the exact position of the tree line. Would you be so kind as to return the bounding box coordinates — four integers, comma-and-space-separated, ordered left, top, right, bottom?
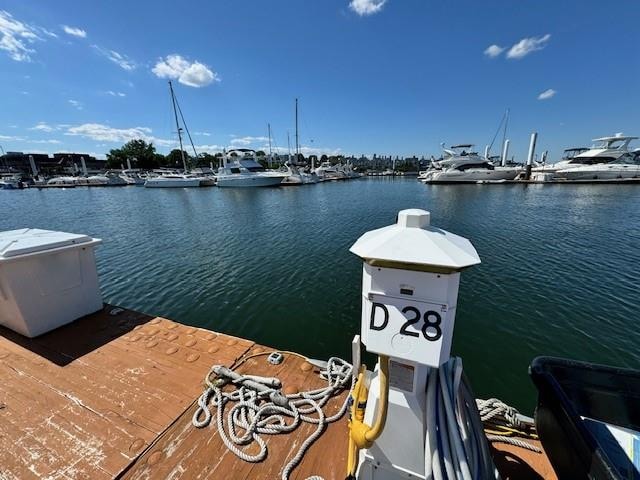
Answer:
106, 139, 222, 170
106, 139, 346, 170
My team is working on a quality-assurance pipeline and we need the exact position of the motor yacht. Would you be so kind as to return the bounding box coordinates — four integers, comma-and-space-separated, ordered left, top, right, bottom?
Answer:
532, 148, 589, 173
144, 171, 202, 188
420, 144, 521, 183
532, 133, 638, 178
78, 173, 128, 186
314, 161, 344, 181
216, 150, 287, 187
553, 136, 640, 180
119, 169, 146, 185
0, 174, 24, 190
46, 176, 78, 187
281, 163, 319, 185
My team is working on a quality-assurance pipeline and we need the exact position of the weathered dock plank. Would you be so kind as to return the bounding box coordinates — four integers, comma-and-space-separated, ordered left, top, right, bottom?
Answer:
0, 305, 255, 479
121, 346, 351, 480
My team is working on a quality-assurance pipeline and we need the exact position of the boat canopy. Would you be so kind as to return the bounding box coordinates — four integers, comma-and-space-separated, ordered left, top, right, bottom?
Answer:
591, 134, 638, 150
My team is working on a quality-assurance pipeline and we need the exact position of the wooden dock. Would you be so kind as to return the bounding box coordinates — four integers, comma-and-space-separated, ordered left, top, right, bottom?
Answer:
0, 305, 555, 479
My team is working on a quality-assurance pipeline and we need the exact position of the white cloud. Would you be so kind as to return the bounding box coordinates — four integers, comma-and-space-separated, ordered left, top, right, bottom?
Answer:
65, 123, 174, 147
41, 28, 57, 38
62, 25, 86, 38
92, 45, 136, 71
194, 144, 225, 154
105, 90, 126, 97
537, 88, 556, 100
0, 10, 43, 61
484, 44, 504, 58
0, 134, 25, 141
230, 136, 269, 146
30, 139, 62, 144
30, 122, 56, 132
152, 54, 219, 87
68, 99, 83, 110
506, 34, 551, 60
194, 131, 211, 136
349, 0, 387, 16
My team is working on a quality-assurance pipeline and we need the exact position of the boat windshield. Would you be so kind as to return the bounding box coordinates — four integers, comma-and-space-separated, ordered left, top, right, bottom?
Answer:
568, 157, 615, 165
562, 149, 588, 160
610, 154, 640, 165
456, 162, 494, 171
239, 158, 265, 172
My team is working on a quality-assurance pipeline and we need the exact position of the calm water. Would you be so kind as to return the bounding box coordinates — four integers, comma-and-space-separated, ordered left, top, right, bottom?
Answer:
2, 179, 639, 412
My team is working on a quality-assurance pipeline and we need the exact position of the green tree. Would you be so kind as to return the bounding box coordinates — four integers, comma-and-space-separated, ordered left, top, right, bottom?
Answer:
166, 149, 190, 168
196, 152, 217, 167
106, 139, 158, 170
255, 150, 266, 157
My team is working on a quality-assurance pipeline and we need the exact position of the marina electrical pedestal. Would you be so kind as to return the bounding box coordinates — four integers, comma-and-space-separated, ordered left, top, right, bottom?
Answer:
350, 209, 480, 479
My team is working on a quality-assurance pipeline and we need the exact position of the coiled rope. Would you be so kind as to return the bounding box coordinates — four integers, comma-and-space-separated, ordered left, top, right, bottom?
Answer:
192, 356, 353, 480
476, 398, 542, 453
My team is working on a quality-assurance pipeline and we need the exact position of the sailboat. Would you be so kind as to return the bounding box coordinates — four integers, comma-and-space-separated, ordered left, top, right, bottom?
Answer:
281, 98, 319, 185
145, 81, 202, 188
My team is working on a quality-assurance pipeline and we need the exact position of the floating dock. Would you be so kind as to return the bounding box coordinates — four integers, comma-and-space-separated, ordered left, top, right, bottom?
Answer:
0, 305, 555, 479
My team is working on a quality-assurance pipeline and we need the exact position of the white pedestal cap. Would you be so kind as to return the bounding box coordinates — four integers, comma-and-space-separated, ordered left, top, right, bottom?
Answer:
349, 209, 480, 272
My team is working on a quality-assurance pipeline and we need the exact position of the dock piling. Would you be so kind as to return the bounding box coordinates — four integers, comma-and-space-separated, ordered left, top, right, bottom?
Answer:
501, 139, 510, 167
525, 133, 537, 180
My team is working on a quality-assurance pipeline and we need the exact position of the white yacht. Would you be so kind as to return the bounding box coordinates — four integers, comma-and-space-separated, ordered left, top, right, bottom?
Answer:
119, 169, 146, 185
551, 134, 639, 180
281, 163, 319, 185
420, 144, 521, 183
46, 176, 78, 187
532, 148, 589, 173
553, 135, 640, 180
77, 173, 128, 187
0, 174, 23, 190
144, 171, 202, 188
216, 150, 287, 188
314, 162, 344, 181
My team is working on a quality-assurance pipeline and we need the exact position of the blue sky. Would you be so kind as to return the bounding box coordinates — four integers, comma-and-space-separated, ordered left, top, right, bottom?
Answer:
1, 0, 639, 160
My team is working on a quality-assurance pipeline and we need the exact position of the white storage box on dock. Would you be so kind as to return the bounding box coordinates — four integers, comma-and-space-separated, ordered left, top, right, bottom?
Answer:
0, 228, 103, 337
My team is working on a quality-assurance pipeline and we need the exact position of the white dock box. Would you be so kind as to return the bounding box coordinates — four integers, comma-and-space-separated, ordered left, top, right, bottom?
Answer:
0, 228, 103, 337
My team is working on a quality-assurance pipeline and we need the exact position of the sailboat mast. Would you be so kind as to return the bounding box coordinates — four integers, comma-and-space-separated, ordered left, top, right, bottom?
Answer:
295, 98, 299, 163
169, 81, 187, 172
287, 131, 291, 163
268, 123, 272, 167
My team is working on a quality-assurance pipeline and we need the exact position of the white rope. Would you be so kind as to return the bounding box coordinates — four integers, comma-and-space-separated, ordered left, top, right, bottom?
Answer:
484, 435, 542, 453
476, 398, 542, 453
476, 398, 524, 429
193, 356, 353, 480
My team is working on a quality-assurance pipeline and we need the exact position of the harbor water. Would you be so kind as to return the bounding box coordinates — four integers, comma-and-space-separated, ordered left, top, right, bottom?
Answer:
2, 178, 639, 412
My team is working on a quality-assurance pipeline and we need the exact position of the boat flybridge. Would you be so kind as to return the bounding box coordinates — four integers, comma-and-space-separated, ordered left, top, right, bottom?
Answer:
216, 149, 288, 187
554, 134, 640, 180
420, 144, 522, 183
